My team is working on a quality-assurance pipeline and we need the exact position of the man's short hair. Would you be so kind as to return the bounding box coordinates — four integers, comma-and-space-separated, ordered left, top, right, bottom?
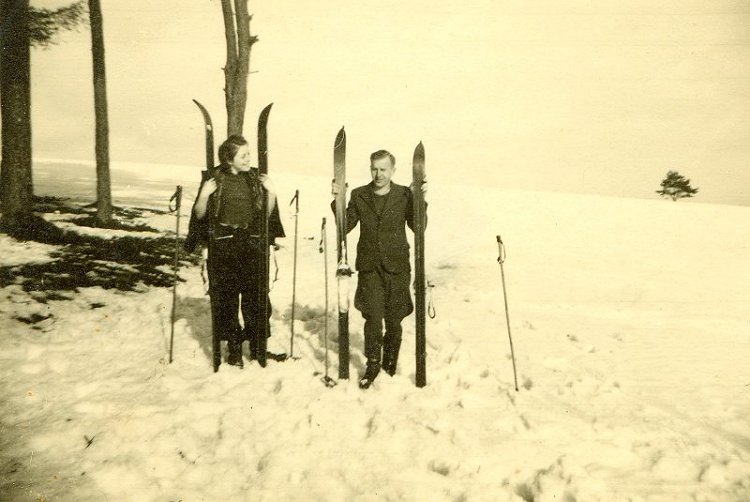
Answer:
370, 149, 395, 166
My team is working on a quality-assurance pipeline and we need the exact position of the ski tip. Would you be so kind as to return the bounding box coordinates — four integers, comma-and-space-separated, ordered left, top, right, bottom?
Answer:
496, 235, 503, 243
258, 103, 273, 125
413, 142, 425, 161
335, 127, 346, 147
192, 99, 213, 124
192, 99, 207, 112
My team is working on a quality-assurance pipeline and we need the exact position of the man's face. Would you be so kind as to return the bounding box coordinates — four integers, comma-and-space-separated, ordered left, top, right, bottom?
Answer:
370, 156, 395, 189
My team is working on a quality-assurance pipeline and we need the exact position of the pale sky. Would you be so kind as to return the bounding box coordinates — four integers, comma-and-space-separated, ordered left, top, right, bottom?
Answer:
19, 0, 750, 204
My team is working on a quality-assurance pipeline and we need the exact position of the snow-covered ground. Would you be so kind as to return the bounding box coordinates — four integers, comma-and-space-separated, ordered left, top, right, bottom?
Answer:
1, 164, 749, 501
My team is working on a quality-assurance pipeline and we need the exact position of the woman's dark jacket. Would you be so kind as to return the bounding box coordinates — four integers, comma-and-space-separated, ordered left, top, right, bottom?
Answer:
183, 166, 285, 253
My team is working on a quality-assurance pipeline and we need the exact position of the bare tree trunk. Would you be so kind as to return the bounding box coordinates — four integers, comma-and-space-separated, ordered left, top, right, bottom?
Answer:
221, 0, 257, 136
89, 0, 112, 224
0, 0, 34, 225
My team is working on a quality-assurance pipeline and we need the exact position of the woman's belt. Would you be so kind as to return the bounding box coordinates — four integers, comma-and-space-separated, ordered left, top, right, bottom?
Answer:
212, 222, 260, 240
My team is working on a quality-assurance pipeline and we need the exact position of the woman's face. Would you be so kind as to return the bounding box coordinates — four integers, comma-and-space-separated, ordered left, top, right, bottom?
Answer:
230, 144, 251, 172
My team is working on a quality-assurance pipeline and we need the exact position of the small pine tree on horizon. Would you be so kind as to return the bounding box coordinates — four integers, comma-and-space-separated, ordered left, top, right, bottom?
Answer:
656, 170, 699, 201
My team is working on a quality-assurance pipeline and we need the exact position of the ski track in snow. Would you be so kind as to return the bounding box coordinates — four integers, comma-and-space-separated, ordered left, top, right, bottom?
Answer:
1, 171, 749, 501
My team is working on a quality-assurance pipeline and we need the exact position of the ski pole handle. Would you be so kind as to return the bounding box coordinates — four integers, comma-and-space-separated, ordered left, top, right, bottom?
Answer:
169, 185, 183, 213
289, 189, 299, 212
496, 235, 506, 264
319, 218, 326, 253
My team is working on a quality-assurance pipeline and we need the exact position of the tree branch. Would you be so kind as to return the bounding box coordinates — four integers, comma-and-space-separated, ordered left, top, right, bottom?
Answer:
29, 1, 86, 48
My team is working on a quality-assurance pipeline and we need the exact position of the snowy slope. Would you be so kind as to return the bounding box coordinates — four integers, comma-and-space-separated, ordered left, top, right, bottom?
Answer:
1, 167, 749, 501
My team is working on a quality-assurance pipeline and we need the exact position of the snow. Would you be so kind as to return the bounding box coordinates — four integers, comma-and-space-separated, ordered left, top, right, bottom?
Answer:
0, 235, 57, 267
1, 165, 749, 501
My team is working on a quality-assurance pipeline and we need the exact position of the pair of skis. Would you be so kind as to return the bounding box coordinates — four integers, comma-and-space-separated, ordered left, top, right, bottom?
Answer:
332, 129, 428, 387
193, 100, 273, 371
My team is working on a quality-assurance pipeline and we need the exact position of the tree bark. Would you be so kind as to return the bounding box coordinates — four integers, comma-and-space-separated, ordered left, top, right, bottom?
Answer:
88, 0, 112, 224
0, 0, 34, 225
221, 0, 256, 136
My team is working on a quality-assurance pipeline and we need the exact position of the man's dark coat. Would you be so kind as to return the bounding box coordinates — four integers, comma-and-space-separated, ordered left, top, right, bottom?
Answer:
343, 182, 418, 274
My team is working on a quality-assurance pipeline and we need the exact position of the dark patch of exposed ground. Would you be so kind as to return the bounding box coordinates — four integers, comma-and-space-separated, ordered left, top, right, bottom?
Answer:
0, 197, 200, 305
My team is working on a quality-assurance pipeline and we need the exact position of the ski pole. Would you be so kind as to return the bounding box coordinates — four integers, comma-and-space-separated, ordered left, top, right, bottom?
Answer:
320, 218, 336, 387
289, 190, 299, 358
496, 235, 519, 391
168, 186, 183, 363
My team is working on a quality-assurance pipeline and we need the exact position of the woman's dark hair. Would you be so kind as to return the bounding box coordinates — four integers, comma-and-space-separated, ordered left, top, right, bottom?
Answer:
218, 135, 249, 165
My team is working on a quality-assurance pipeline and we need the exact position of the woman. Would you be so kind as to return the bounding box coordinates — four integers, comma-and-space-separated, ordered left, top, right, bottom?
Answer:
190, 134, 284, 368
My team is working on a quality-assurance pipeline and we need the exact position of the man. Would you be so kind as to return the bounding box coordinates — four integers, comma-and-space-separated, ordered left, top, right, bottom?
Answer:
333, 149, 426, 389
